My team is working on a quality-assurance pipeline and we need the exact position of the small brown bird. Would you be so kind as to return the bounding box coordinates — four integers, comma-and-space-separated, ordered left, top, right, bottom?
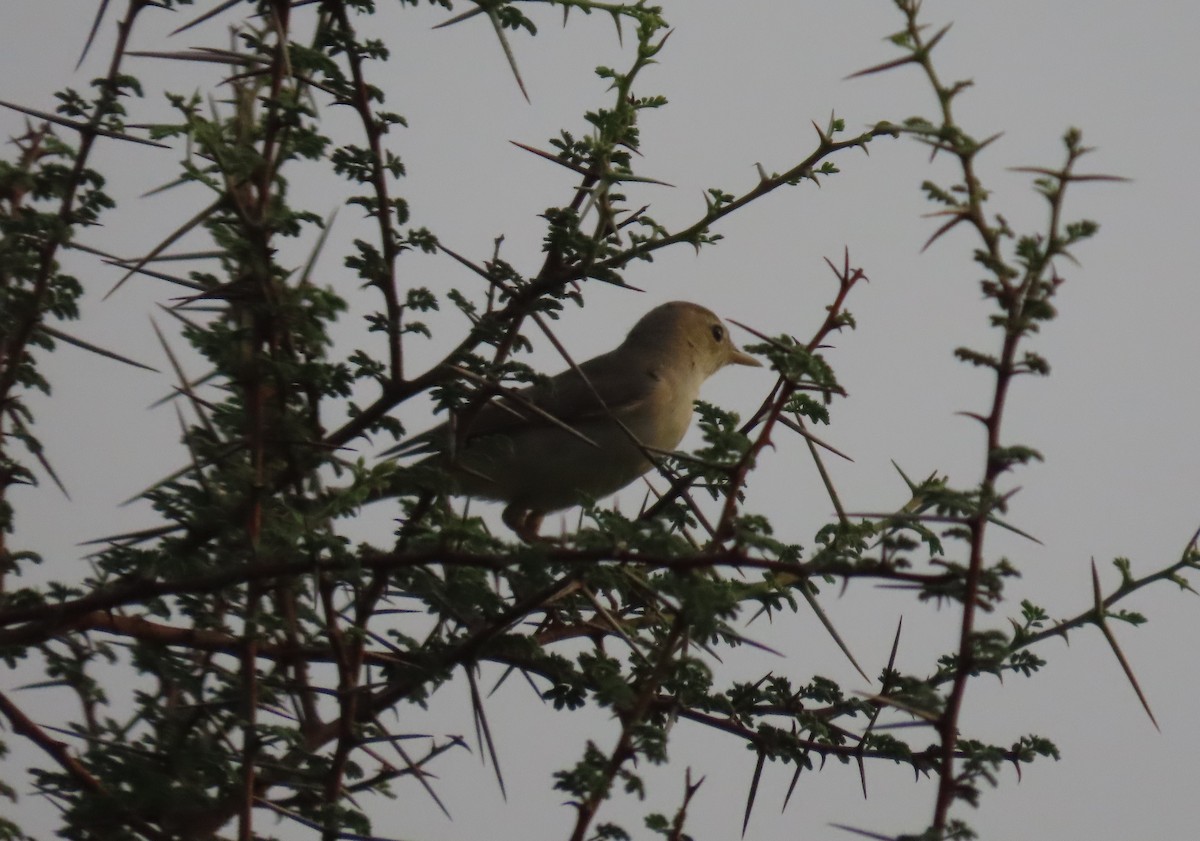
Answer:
388, 301, 760, 540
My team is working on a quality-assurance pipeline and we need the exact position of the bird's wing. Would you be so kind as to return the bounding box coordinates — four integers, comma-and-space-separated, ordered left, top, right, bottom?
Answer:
462, 350, 660, 439
382, 351, 660, 458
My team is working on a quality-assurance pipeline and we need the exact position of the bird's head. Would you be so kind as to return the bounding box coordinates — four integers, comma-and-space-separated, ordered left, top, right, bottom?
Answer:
624, 301, 761, 378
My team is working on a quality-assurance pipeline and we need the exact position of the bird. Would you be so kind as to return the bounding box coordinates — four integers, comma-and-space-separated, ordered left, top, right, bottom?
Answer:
385, 301, 761, 540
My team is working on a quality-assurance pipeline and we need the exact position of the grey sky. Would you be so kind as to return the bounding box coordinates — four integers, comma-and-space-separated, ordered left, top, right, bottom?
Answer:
3, 0, 1199, 838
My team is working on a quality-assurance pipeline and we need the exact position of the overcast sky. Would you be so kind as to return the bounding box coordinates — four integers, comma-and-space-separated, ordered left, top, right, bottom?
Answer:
4, 1, 1200, 839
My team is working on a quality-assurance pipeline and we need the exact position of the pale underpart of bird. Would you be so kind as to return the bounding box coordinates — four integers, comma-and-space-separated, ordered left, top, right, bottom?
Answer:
385, 301, 761, 540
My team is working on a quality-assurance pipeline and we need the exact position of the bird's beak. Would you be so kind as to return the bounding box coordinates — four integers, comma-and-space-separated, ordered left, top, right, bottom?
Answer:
729, 347, 761, 367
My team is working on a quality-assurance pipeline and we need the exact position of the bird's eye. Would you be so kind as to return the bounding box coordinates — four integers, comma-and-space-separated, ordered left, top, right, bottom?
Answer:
710, 324, 724, 342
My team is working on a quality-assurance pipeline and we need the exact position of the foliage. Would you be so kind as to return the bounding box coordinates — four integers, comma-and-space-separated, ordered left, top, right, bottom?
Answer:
0, 1, 1194, 840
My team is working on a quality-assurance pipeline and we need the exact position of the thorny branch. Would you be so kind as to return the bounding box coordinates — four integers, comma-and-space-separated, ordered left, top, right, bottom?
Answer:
0, 2, 1187, 840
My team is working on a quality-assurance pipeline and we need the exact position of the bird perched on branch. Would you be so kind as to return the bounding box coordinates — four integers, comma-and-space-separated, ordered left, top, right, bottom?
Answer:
385, 301, 760, 541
